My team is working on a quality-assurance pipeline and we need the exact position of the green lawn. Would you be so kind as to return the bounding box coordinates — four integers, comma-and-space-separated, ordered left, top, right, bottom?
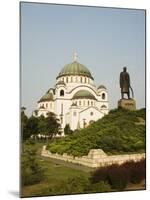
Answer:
21, 141, 91, 197
21, 157, 90, 197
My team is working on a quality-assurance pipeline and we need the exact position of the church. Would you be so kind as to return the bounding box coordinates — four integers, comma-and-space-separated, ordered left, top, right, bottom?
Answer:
33, 53, 109, 136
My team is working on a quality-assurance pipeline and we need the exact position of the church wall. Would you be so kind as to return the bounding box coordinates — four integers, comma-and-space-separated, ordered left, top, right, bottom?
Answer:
79, 107, 105, 128
37, 101, 55, 115
70, 107, 80, 130
54, 98, 72, 129
37, 109, 48, 117
98, 90, 108, 101
57, 76, 95, 87
95, 101, 109, 112
68, 85, 98, 100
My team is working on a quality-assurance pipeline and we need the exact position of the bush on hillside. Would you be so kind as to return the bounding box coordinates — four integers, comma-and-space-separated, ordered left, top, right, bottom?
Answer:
107, 165, 129, 190
123, 159, 146, 184
47, 108, 146, 156
85, 181, 111, 193
21, 144, 46, 186
90, 159, 146, 190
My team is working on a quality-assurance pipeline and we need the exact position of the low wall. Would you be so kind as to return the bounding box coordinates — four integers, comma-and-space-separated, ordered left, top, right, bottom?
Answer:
41, 146, 145, 168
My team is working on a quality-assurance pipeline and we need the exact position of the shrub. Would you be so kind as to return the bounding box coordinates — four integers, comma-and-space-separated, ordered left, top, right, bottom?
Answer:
90, 159, 146, 191
123, 159, 146, 184
86, 181, 111, 193
47, 108, 145, 156
21, 145, 46, 186
90, 167, 108, 183
51, 175, 89, 195
107, 165, 129, 190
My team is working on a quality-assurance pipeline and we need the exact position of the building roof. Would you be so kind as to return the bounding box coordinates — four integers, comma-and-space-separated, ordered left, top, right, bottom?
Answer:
98, 85, 107, 90
72, 90, 96, 100
38, 92, 54, 103
57, 61, 94, 80
56, 81, 66, 86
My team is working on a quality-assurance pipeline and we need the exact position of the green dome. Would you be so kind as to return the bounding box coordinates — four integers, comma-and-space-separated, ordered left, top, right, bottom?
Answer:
98, 85, 106, 89
38, 92, 54, 103
57, 61, 93, 79
72, 90, 96, 100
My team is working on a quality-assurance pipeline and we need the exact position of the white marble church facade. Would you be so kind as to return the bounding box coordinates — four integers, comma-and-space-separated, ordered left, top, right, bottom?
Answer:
33, 54, 109, 135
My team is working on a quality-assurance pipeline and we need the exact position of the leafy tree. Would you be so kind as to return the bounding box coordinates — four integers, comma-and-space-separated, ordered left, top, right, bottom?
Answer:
21, 107, 28, 140
21, 109, 61, 141
26, 116, 39, 137
46, 112, 61, 138
38, 112, 61, 139
21, 143, 45, 186
38, 115, 48, 135
64, 124, 73, 135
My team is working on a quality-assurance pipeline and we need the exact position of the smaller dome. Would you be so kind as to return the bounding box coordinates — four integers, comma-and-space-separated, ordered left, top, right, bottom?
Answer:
98, 85, 106, 90
56, 81, 66, 86
72, 90, 96, 100
38, 92, 54, 103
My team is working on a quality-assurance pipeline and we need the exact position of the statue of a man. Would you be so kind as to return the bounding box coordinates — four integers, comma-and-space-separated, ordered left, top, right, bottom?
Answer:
120, 67, 130, 99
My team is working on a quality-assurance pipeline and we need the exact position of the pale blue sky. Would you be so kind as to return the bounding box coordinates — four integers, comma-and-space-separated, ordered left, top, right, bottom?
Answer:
21, 2, 145, 116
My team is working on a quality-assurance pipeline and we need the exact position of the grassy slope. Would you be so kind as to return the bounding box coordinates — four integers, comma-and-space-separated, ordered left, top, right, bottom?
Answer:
21, 142, 90, 197
22, 159, 90, 197
47, 108, 146, 156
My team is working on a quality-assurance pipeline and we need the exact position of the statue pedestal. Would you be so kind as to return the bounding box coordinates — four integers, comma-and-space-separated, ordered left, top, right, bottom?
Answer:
118, 99, 136, 111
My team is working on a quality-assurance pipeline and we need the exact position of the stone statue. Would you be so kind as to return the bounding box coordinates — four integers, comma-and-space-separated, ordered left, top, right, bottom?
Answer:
120, 67, 133, 99
118, 67, 136, 110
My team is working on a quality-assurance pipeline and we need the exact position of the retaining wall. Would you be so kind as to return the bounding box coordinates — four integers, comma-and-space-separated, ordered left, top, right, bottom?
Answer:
41, 145, 145, 168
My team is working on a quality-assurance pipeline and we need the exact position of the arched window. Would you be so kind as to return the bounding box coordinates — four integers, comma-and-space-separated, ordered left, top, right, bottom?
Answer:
88, 100, 89, 106
90, 112, 93, 116
60, 89, 64, 96
85, 77, 86, 83
80, 77, 82, 83
62, 77, 64, 82
102, 93, 106, 100
79, 101, 81, 106
71, 77, 73, 82
101, 105, 107, 108
91, 101, 93, 106
66, 77, 68, 83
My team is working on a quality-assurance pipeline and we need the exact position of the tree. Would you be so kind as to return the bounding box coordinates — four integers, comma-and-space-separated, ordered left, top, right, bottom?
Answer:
26, 116, 39, 138
45, 112, 61, 139
21, 107, 28, 140
21, 143, 45, 186
64, 124, 73, 135
37, 112, 61, 140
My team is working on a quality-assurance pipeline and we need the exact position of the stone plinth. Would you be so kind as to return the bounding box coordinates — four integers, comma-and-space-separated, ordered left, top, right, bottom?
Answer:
118, 99, 136, 110
87, 149, 107, 159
